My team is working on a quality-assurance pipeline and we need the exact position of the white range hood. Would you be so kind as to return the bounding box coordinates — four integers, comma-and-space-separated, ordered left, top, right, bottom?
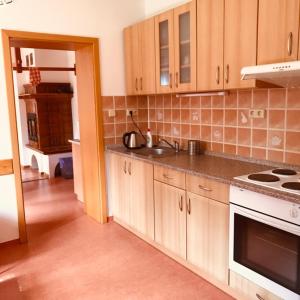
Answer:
241, 61, 300, 88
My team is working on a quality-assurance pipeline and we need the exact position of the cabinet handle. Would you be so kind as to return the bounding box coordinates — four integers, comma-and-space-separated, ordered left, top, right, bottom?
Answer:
179, 195, 183, 211
140, 77, 143, 91
216, 66, 220, 85
225, 64, 229, 84
198, 184, 212, 192
163, 173, 174, 180
187, 198, 191, 214
169, 73, 173, 89
255, 294, 265, 300
288, 32, 293, 56
175, 72, 179, 88
135, 78, 138, 91
128, 162, 132, 175
123, 161, 127, 174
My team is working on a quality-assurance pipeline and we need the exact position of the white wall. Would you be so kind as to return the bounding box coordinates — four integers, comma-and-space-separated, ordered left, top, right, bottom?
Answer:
0, 0, 144, 243
145, 0, 190, 16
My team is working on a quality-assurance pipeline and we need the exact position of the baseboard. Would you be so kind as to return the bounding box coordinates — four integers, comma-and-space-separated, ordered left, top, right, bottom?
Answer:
107, 216, 114, 223
21, 165, 30, 169
0, 238, 20, 248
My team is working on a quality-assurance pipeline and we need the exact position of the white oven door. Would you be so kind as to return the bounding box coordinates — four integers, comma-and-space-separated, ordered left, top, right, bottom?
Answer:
229, 204, 300, 300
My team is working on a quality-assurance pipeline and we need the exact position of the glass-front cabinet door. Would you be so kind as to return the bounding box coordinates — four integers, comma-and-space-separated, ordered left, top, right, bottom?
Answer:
174, 1, 196, 92
155, 10, 174, 94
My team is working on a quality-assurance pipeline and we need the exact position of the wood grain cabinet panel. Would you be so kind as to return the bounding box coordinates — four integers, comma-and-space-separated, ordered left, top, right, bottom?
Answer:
130, 159, 154, 239
154, 165, 186, 189
197, 0, 224, 91
208, 199, 229, 283
173, 1, 197, 92
186, 192, 209, 270
258, 0, 300, 64
155, 10, 175, 94
154, 181, 186, 259
124, 18, 156, 95
186, 174, 229, 203
230, 271, 282, 300
108, 153, 154, 240
224, 0, 258, 89
139, 18, 156, 95
186, 191, 229, 284
108, 153, 130, 224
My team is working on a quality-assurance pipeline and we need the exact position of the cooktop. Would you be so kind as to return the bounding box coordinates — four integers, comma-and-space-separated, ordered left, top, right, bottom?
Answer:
235, 169, 300, 196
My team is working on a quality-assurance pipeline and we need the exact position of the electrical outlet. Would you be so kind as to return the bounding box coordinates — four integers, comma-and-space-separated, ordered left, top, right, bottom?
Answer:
126, 109, 137, 117
108, 109, 116, 117
249, 109, 265, 119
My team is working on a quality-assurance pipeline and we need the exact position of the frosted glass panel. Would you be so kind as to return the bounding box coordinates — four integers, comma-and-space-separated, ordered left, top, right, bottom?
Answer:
159, 20, 169, 86
179, 12, 190, 84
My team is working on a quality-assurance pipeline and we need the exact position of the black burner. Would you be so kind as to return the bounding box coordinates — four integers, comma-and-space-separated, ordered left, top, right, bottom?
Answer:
272, 169, 297, 176
282, 182, 300, 191
248, 173, 280, 182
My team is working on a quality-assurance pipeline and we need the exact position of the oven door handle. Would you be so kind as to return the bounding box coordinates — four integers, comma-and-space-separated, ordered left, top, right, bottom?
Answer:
231, 205, 300, 236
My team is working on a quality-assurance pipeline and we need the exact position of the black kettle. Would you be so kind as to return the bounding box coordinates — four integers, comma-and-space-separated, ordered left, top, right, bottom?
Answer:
122, 131, 143, 149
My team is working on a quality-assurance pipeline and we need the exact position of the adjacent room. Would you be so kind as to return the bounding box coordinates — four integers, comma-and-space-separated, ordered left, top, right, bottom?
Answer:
0, 0, 299, 300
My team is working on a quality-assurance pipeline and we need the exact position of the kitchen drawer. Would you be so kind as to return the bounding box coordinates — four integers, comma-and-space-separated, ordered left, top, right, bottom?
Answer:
229, 271, 282, 300
186, 174, 229, 203
154, 165, 186, 189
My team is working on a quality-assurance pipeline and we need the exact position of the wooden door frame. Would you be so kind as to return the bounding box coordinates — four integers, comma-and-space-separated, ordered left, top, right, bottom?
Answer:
1, 30, 107, 243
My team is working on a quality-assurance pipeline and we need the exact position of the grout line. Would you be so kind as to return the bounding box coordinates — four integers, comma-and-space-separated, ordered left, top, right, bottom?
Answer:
283, 88, 288, 163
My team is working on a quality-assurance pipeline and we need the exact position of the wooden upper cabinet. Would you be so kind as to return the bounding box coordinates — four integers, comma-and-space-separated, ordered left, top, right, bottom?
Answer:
124, 25, 140, 95
155, 10, 174, 94
224, 0, 258, 89
258, 0, 300, 64
124, 18, 156, 95
197, 0, 224, 91
139, 18, 156, 95
173, 1, 197, 92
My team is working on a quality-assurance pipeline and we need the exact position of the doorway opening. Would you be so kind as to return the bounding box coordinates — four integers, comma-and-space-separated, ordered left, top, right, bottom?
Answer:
2, 30, 108, 243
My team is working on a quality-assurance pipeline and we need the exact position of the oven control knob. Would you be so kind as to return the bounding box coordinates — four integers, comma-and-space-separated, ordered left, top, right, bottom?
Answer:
290, 207, 299, 218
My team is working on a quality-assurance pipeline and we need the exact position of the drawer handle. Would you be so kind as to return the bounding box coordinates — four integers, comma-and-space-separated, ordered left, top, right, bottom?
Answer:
163, 174, 174, 180
288, 32, 293, 56
198, 184, 212, 192
256, 294, 265, 300
123, 161, 127, 174
187, 198, 191, 214
128, 162, 132, 175
216, 65, 220, 85
179, 195, 183, 211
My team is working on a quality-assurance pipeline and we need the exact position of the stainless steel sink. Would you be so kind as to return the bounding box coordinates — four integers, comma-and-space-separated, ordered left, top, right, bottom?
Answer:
130, 146, 177, 158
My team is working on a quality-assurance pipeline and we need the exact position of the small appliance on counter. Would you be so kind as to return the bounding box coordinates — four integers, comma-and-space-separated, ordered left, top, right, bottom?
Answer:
122, 131, 144, 149
188, 140, 201, 155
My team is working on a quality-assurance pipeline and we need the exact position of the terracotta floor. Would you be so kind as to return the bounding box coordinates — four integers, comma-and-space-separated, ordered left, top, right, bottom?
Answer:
0, 178, 233, 300
21, 168, 49, 183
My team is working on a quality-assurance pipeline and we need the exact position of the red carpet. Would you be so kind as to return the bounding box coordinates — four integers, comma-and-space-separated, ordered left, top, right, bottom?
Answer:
0, 178, 232, 299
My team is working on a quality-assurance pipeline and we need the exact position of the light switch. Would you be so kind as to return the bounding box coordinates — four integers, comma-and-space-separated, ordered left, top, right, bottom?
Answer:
108, 110, 116, 117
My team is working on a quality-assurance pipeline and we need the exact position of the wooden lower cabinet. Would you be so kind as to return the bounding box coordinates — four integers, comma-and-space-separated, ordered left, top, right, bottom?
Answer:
229, 271, 282, 300
130, 159, 154, 239
108, 153, 154, 239
186, 192, 208, 270
154, 181, 186, 259
186, 192, 229, 284
208, 199, 229, 283
108, 153, 130, 224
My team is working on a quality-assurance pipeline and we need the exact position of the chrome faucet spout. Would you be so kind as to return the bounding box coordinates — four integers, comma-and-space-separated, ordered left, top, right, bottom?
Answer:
159, 138, 180, 152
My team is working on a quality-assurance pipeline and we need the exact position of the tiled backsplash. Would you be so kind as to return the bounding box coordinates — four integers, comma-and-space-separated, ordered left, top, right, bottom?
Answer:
102, 88, 300, 166
102, 95, 148, 145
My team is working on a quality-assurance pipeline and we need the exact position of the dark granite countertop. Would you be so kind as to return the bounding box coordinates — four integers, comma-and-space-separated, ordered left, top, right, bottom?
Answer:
106, 145, 300, 204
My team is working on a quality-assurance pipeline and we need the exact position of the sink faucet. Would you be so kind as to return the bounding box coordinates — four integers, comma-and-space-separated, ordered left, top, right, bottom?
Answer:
158, 138, 180, 152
